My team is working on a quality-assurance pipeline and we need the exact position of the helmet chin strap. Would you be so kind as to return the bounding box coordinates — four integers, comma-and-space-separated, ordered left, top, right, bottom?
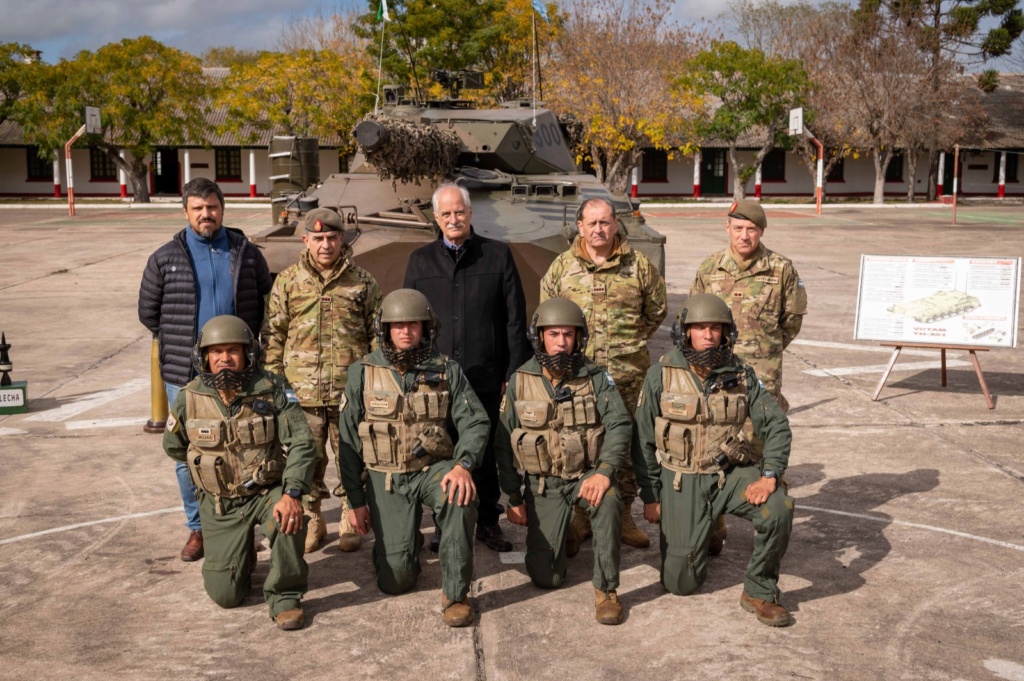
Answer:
676, 324, 738, 370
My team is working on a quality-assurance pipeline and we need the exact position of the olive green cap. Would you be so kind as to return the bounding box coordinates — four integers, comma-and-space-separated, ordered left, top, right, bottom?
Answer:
727, 198, 767, 230
198, 315, 252, 348
380, 289, 433, 323
304, 207, 344, 233
681, 294, 733, 325
534, 297, 587, 330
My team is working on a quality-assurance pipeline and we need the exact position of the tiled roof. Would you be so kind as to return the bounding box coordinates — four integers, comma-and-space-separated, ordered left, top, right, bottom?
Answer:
971, 73, 1024, 150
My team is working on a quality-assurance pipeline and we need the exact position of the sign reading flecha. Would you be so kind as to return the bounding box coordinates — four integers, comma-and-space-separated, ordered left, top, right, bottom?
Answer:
0, 381, 27, 415
0, 389, 24, 406
854, 255, 1021, 349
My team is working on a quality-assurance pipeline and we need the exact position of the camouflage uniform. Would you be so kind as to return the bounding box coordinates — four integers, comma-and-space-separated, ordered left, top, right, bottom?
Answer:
540, 235, 668, 505
690, 244, 806, 412
262, 247, 382, 503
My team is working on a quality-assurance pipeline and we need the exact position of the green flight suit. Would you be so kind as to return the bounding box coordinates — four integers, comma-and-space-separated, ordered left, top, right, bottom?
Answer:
632, 349, 795, 602
495, 357, 632, 592
337, 349, 489, 602
163, 369, 316, 620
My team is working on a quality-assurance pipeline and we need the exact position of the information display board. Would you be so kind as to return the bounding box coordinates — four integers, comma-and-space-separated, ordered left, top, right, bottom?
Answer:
854, 255, 1020, 349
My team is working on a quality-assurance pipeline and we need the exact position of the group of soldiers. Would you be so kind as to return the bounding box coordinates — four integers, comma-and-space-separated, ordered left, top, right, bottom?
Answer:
153, 181, 807, 632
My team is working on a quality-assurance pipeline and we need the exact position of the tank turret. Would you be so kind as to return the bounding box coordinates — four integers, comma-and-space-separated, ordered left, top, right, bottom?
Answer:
251, 83, 665, 313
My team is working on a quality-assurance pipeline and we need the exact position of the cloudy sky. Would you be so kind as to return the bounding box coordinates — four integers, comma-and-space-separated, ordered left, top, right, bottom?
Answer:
0, 0, 1016, 70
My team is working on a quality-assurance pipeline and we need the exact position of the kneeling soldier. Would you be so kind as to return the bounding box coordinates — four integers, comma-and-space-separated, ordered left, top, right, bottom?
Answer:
495, 298, 632, 625
164, 315, 316, 631
633, 294, 796, 626
337, 289, 489, 627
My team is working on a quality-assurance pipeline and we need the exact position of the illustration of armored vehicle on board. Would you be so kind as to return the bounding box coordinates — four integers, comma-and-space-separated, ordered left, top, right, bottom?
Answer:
888, 290, 981, 323
250, 72, 665, 311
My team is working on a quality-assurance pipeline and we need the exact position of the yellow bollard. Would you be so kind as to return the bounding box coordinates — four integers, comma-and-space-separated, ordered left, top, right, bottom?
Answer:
144, 337, 168, 433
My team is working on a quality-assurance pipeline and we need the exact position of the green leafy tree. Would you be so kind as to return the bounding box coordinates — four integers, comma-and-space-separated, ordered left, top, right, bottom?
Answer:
15, 36, 209, 202
674, 40, 813, 200
216, 49, 370, 155
201, 46, 262, 67
0, 43, 35, 126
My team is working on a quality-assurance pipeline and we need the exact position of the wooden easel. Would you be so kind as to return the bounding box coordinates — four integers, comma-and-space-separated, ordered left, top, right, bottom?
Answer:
872, 343, 994, 409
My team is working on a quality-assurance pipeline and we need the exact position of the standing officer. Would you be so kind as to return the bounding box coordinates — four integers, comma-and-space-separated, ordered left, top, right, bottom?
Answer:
140, 177, 273, 562
632, 294, 795, 627
495, 298, 632, 625
263, 207, 382, 554
404, 183, 530, 554
336, 289, 490, 627
163, 316, 316, 631
690, 199, 807, 412
540, 197, 667, 552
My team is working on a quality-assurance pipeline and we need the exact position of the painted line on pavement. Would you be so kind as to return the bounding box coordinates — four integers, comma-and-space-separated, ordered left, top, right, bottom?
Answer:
790, 339, 961, 358
24, 379, 148, 422
0, 427, 26, 437
65, 416, 151, 430
801, 504, 1024, 552
0, 507, 180, 546
804, 359, 971, 377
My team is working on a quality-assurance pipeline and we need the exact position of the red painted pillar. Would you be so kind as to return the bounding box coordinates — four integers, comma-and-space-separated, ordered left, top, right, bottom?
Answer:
249, 150, 257, 197
997, 152, 1006, 198
936, 152, 945, 197
692, 150, 701, 198
630, 166, 638, 198
754, 164, 762, 198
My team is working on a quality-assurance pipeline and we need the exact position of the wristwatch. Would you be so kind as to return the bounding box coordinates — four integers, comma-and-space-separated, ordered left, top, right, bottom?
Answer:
284, 488, 302, 499
458, 459, 473, 472
761, 470, 777, 481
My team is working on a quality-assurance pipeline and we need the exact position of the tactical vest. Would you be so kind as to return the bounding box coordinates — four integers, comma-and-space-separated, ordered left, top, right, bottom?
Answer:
655, 365, 757, 489
357, 364, 454, 483
510, 370, 605, 482
184, 388, 285, 506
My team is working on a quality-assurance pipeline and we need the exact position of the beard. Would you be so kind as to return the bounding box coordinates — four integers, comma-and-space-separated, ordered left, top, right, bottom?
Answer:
193, 221, 219, 238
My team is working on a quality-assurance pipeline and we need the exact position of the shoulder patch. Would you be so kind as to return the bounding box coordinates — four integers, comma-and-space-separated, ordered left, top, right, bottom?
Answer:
797, 279, 805, 288
339, 393, 348, 412
285, 388, 300, 404
165, 412, 178, 433
754, 275, 780, 285
499, 394, 508, 414
605, 372, 615, 386
636, 392, 644, 409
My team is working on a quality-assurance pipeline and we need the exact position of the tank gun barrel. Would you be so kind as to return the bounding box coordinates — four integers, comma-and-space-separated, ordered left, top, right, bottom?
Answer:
354, 120, 388, 153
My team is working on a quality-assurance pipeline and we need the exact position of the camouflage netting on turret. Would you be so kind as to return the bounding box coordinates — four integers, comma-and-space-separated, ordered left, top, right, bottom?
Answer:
353, 113, 461, 186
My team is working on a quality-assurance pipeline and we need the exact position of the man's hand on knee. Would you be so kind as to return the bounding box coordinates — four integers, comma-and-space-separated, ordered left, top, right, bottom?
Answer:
506, 503, 528, 526
349, 505, 371, 535
579, 474, 610, 507
441, 465, 477, 506
273, 495, 304, 535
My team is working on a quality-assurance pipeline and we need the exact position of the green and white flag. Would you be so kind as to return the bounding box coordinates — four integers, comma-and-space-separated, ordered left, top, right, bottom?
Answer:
377, 0, 392, 22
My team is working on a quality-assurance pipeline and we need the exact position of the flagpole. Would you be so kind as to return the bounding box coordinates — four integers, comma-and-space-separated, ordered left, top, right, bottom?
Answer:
531, 11, 538, 126
375, 19, 387, 112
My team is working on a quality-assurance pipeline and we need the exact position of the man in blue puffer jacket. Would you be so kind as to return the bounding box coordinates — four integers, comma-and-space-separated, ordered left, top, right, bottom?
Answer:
139, 178, 273, 562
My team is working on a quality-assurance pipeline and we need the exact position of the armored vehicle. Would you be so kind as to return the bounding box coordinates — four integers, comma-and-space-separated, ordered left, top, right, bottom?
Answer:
887, 290, 981, 323
250, 76, 665, 312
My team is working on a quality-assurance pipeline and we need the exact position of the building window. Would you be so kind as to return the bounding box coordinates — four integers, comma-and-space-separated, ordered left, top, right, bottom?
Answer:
826, 157, 845, 182
26, 147, 53, 181
885, 152, 904, 182
642, 148, 668, 182
992, 152, 1020, 183
90, 148, 117, 181
216, 148, 242, 181
761, 148, 786, 182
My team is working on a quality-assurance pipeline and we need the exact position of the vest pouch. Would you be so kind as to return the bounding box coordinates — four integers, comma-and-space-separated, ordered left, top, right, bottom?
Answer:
235, 414, 275, 447
188, 452, 231, 495
660, 394, 700, 423
511, 428, 551, 475
655, 417, 693, 466
366, 391, 402, 419
250, 457, 284, 486
724, 395, 748, 423
414, 424, 454, 460
409, 390, 450, 421
515, 400, 551, 429
186, 419, 225, 449
719, 430, 755, 466
559, 431, 587, 478
358, 421, 398, 467
569, 395, 598, 427
584, 425, 606, 468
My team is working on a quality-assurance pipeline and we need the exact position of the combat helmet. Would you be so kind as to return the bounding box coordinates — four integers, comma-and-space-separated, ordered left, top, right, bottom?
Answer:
670, 294, 737, 369
191, 315, 260, 390
528, 297, 589, 374
374, 289, 438, 366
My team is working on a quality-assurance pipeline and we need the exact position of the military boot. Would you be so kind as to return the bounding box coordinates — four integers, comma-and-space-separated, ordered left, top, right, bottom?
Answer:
740, 592, 792, 627
594, 588, 623, 625
338, 497, 362, 552
709, 515, 728, 556
304, 500, 327, 554
442, 595, 474, 627
620, 503, 650, 549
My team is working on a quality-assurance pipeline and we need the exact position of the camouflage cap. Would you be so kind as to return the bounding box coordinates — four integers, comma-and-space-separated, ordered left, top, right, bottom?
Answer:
727, 198, 767, 230
304, 207, 344, 233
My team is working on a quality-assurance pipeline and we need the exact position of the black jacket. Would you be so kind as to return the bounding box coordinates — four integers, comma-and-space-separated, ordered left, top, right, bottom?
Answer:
404, 230, 530, 395
138, 226, 272, 386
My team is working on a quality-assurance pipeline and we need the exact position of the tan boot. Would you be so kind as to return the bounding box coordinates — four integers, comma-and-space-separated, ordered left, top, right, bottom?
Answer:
740, 592, 792, 627
709, 515, 727, 556
594, 588, 623, 625
304, 501, 327, 554
338, 498, 362, 552
620, 503, 650, 548
441, 595, 474, 627
566, 508, 590, 558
